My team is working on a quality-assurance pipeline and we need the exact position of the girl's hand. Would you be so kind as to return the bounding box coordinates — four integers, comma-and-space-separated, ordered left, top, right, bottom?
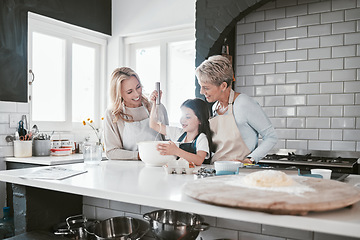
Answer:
150, 90, 162, 103
157, 141, 178, 156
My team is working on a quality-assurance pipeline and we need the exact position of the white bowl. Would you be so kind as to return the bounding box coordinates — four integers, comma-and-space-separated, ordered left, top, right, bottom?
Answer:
214, 161, 243, 173
138, 141, 177, 167
311, 168, 332, 179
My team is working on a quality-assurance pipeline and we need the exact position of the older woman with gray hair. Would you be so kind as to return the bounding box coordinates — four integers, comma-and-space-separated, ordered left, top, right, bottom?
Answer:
195, 55, 277, 164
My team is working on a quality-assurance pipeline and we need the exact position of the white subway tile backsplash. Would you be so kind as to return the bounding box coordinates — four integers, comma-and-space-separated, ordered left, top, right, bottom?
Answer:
83, 196, 109, 208
307, 94, 330, 105
332, 21, 356, 34
237, 34, 245, 44
237, 86, 255, 96
255, 63, 275, 74
265, 29, 286, 41
332, 69, 356, 81
306, 117, 330, 128
276, 17, 297, 29
237, 44, 255, 55
199, 227, 238, 240
298, 83, 320, 94
276, 84, 297, 94
286, 72, 308, 83
256, 20, 276, 32
255, 85, 276, 95
345, 56, 360, 68
265, 8, 286, 20
96, 207, 124, 221
308, 24, 332, 36
236, 55, 245, 66
255, 42, 276, 53
246, 54, 265, 64
319, 58, 343, 70
320, 34, 344, 47
83, 205, 96, 219
266, 73, 286, 84
287, 118, 306, 128
237, 23, 256, 34
276, 128, 296, 138
319, 129, 343, 140
299, 37, 320, 49
308, 1, 331, 14
297, 106, 319, 116
344, 32, 360, 44
246, 75, 265, 85
332, 141, 356, 151
246, 32, 265, 44
286, 27, 307, 39
271, 117, 287, 127
285, 95, 306, 105
320, 105, 343, 116
276, 62, 296, 73
308, 71, 331, 82
308, 47, 331, 59
237, 65, 255, 76
332, 117, 356, 128
331, 93, 355, 104
265, 96, 285, 106
217, 218, 261, 232
297, 129, 319, 139
253, 96, 264, 105
286, 4, 308, 17
276, 39, 297, 51
298, 60, 320, 71
332, 0, 357, 11
275, 106, 296, 116
265, 52, 285, 63
345, 8, 360, 20
298, 14, 320, 26
262, 224, 313, 239
344, 81, 360, 93
246, 10, 265, 23
344, 105, 360, 116
233, 0, 360, 153
308, 140, 331, 150
321, 11, 344, 23
286, 49, 307, 61
109, 201, 140, 214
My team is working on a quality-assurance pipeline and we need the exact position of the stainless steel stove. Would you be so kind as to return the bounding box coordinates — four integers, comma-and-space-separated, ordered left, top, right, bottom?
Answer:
259, 149, 359, 175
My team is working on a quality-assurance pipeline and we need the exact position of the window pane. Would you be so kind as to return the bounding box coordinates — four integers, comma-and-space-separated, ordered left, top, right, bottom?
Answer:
135, 46, 160, 96
32, 32, 65, 121
167, 40, 195, 124
72, 43, 96, 122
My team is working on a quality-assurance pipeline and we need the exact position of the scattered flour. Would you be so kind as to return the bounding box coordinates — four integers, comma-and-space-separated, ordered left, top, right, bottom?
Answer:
227, 170, 316, 196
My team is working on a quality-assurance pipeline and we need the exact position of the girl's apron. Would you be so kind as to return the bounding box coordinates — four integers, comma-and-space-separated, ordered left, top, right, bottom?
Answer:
209, 89, 250, 163
122, 106, 162, 151
177, 132, 199, 155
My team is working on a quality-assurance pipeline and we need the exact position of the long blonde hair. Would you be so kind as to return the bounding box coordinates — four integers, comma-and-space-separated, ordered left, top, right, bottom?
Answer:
110, 67, 151, 123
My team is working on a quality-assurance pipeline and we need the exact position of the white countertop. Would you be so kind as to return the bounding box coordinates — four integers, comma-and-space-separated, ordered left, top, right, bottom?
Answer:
0, 161, 359, 238
5, 153, 107, 166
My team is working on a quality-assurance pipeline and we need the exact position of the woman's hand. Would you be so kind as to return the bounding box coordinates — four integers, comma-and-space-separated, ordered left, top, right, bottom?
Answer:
230, 158, 253, 164
157, 141, 178, 156
150, 90, 162, 103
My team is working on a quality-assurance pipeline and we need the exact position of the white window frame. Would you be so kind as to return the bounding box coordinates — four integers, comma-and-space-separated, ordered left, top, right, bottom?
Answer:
27, 12, 108, 132
124, 28, 195, 122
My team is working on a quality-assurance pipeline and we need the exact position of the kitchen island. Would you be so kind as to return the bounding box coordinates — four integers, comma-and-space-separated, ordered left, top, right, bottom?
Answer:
0, 161, 359, 239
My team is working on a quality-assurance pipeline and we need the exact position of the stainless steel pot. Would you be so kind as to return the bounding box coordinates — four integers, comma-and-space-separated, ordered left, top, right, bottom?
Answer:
88, 216, 141, 240
143, 209, 209, 240
53, 215, 96, 239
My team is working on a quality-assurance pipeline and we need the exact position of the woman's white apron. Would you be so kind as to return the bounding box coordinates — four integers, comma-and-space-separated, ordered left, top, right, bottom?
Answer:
122, 106, 162, 151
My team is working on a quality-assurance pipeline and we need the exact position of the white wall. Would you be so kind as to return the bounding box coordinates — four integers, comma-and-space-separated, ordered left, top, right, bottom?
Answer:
107, 0, 196, 98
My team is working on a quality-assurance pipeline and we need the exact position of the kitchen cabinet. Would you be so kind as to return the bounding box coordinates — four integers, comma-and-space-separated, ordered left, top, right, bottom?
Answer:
0, 161, 359, 238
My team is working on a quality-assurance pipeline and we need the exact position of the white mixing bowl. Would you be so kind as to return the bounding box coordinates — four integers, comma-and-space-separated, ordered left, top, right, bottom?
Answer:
138, 141, 177, 167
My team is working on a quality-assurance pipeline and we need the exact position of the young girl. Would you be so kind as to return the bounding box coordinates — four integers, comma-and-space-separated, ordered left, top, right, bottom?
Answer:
149, 94, 212, 166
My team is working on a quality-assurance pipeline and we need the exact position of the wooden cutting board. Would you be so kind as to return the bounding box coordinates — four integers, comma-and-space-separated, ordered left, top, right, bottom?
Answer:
184, 175, 360, 215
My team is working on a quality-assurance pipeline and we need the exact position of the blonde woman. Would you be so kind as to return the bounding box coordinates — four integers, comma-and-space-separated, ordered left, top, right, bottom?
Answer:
196, 55, 277, 164
104, 67, 168, 160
